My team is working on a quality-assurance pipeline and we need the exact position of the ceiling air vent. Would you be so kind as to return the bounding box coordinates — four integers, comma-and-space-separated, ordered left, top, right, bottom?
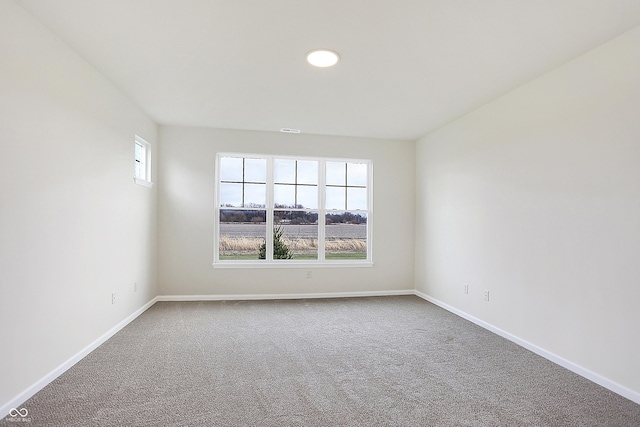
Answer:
280, 128, 301, 134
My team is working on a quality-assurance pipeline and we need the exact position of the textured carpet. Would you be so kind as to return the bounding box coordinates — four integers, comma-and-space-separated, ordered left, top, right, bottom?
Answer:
3, 296, 639, 426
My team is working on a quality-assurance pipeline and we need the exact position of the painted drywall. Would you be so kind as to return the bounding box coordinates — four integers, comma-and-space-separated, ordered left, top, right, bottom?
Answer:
0, 0, 158, 409
158, 127, 415, 296
415, 27, 640, 396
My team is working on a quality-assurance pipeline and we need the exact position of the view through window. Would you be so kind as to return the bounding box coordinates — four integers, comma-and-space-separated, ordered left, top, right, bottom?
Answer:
216, 154, 371, 264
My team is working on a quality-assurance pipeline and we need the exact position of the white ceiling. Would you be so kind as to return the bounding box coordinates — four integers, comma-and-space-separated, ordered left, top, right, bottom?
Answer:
16, 0, 640, 141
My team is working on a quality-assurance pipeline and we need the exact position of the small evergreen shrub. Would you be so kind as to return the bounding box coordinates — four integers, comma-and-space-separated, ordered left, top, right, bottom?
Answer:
259, 225, 293, 259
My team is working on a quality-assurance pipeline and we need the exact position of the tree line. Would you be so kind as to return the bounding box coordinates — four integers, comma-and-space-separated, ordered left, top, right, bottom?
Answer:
220, 209, 366, 225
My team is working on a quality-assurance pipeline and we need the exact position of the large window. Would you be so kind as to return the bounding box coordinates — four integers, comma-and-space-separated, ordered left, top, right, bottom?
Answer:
215, 154, 371, 266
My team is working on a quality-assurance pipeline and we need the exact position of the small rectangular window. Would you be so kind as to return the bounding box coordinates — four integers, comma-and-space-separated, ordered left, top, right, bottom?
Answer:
134, 135, 152, 187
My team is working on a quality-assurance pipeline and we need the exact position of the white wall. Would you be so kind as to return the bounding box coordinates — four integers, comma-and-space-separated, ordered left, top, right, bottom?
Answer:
0, 0, 158, 409
158, 126, 415, 296
415, 27, 640, 398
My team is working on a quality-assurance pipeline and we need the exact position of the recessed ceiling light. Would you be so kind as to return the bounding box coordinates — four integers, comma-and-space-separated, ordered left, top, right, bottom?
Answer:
306, 49, 340, 67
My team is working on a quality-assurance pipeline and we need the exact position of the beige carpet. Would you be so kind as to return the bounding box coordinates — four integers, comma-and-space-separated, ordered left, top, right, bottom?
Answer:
4, 296, 639, 426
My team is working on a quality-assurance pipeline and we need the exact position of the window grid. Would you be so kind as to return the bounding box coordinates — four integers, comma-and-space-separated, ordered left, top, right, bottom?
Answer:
220, 158, 267, 208
274, 159, 319, 210
325, 162, 367, 212
215, 154, 371, 265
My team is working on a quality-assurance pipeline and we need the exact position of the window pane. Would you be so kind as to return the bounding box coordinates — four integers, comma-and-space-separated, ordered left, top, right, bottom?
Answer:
326, 161, 346, 186
244, 183, 266, 207
347, 163, 367, 186
135, 143, 142, 161
245, 158, 266, 182
220, 183, 242, 207
347, 187, 367, 210
274, 211, 318, 260
325, 212, 367, 260
219, 210, 266, 260
274, 184, 295, 208
274, 159, 296, 184
326, 187, 345, 210
297, 186, 318, 209
297, 160, 318, 185
135, 143, 146, 179
220, 157, 243, 182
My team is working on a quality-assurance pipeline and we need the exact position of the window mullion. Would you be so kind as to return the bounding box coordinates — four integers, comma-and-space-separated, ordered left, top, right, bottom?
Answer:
266, 156, 274, 262
213, 155, 221, 262
318, 160, 326, 262
367, 160, 372, 262
238, 158, 244, 207
294, 160, 298, 207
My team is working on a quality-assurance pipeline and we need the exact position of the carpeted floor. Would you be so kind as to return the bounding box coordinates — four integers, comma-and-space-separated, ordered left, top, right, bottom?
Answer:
3, 296, 639, 426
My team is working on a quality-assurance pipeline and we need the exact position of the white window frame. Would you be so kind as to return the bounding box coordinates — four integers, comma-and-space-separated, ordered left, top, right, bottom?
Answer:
214, 153, 373, 268
133, 135, 153, 187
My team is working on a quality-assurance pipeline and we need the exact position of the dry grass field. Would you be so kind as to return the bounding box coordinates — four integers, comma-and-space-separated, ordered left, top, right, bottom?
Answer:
220, 223, 366, 238
219, 224, 366, 260
219, 237, 366, 253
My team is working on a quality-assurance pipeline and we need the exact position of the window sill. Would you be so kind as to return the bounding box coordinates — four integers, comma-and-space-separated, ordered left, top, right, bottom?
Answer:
134, 178, 153, 187
212, 261, 373, 269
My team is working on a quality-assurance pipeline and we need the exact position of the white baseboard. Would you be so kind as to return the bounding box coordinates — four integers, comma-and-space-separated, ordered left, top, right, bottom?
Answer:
413, 290, 640, 405
0, 297, 159, 419
157, 289, 414, 302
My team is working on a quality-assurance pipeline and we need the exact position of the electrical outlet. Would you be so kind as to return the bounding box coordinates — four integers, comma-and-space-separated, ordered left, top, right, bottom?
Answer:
112, 292, 116, 305
306, 271, 312, 279
484, 290, 490, 301
464, 284, 469, 294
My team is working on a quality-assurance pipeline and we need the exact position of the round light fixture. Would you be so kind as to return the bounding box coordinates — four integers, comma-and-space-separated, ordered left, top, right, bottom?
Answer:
306, 49, 340, 67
